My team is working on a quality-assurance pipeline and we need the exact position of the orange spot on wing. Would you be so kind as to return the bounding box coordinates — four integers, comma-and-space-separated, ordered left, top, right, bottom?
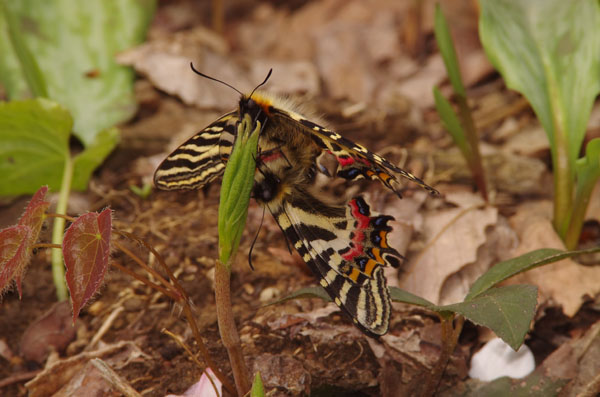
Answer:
379, 231, 388, 248
372, 247, 384, 264
364, 259, 377, 277
349, 268, 361, 282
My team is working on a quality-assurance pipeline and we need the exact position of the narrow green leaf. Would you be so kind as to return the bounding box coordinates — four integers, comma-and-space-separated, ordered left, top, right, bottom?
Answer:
479, 0, 600, 169
434, 4, 465, 97
251, 372, 265, 397
0, 98, 71, 195
0, 0, 47, 97
466, 246, 600, 300
433, 87, 471, 159
566, 138, 600, 248
0, 0, 156, 146
389, 286, 435, 308
218, 115, 260, 266
441, 285, 537, 351
266, 286, 332, 306
72, 127, 120, 191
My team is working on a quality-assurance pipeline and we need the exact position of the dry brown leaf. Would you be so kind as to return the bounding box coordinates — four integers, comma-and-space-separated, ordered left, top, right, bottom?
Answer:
508, 201, 600, 316
25, 341, 149, 397
538, 320, 600, 395
117, 27, 249, 109
398, 190, 498, 304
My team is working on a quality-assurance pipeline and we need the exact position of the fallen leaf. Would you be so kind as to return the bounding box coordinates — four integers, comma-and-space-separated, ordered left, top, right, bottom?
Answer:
508, 201, 600, 316
20, 301, 76, 364
399, 190, 498, 304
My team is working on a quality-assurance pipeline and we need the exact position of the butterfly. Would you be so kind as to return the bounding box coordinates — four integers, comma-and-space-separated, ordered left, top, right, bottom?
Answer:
154, 65, 438, 336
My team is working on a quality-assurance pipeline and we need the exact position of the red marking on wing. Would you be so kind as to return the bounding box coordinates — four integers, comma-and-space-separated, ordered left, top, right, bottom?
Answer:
337, 156, 355, 167
341, 199, 371, 261
260, 152, 283, 163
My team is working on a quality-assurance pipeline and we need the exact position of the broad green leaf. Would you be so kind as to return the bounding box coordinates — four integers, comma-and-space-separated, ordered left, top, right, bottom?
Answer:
0, 0, 156, 146
72, 127, 120, 190
0, 99, 71, 195
218, 115, 260, 266
466, 246, 600, 300
389, 286, 435, 308
0, 1, 47, 98
441, 285, 537, 350
434, 4, 465, 97
251, 372, 265, 397
433, 87, 470, 159
63, 208, 112, 321
268, 286, 333, 306
479, 0, 600, 169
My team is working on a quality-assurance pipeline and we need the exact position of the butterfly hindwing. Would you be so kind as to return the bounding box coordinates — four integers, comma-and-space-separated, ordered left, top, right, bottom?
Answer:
264, 182, 402, 337
154, 112, 238, 190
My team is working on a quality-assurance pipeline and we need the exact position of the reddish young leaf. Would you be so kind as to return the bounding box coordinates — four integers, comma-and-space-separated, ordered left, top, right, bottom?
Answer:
15, 186, 50, 294
63, 208, 112, 321
0, 225, 30, 297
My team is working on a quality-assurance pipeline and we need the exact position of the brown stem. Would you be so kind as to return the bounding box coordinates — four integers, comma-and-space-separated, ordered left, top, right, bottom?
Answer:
45, 213, 76, 222
110, 261, 176, 301
421, 314, 464, 396
112, 239, 174, 294
215, 260, 250, 396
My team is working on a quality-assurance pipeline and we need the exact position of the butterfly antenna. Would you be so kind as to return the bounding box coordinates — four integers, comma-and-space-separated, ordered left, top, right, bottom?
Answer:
189, 62, 243, 96
249, 68, 273, 98
248, 208, 267, 270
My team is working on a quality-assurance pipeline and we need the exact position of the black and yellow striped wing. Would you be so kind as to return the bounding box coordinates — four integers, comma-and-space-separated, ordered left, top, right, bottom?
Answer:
261, 183, 402, 337
154, 112, 238, 190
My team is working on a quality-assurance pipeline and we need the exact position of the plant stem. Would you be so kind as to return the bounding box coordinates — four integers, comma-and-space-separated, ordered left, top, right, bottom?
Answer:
215, 259, 250, 396
51, 155, 73, 301
421, 314, 464, 396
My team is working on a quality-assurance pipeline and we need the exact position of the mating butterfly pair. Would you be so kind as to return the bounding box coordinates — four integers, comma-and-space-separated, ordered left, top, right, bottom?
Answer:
154, 68, 438, 337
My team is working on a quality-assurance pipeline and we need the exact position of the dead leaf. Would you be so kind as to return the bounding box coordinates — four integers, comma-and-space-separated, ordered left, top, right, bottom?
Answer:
20, 301, 76, 364
252, 353, 311, 395
508, 201, 600, 316
399, 190, 498, 304
25, 341, 150, 397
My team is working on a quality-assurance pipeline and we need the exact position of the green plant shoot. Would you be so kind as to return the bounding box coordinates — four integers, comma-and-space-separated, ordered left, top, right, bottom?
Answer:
218, 114, 261, 267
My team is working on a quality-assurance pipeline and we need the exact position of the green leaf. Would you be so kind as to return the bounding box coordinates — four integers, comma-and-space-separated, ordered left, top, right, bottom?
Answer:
0, 0, 47, 98
433, 87, 470, 159
267, 286, 333, 306
434, 4, 465, 97
72, 127, 120, 191
565, 138, 600, 248
0, 0, 156, 146
441, 285, 537, 351
218, 115, 260, 266
479, 0, 600, 169
251, 372, 265, 397
0, 98, 71, 195
389, 286, 435, 308
466, 246, 600, 300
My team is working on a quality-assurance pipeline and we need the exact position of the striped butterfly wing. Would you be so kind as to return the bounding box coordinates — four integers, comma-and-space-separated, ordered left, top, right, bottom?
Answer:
271, 109, 438, 197
154, 112, 238, 190
265, 185, 402, 337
